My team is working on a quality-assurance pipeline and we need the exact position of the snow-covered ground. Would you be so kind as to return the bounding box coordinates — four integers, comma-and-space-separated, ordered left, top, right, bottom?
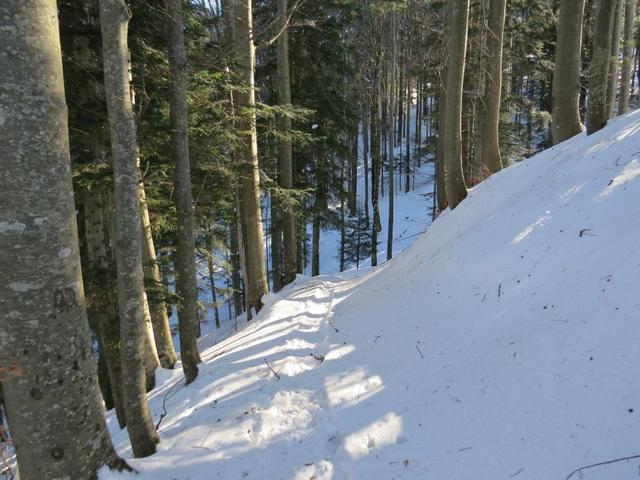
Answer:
100, 110, 640, 479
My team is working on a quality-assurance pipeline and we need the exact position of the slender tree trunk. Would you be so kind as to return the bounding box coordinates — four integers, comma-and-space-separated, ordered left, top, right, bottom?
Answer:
405, 78, 411, 193
270, 192, 282, 291
387, 11, 397, 261
587, 0, 618, 134
139, 182, 177, 368
436, 90, 449, 212
99, 0, 159, 457
478, 0, 506, 171
349, 130, 358, 216
618, 0, 637, 114
207, 254, 221, 328
277, 0, 298, 287
443, 0, 470, 208
167, 0, 201, 384
362, 108, 370, 225
0, 2, 126, 477
606, 0, 624, 118
552, 0, 587, 144
371, 65, 382, 267
235, 0, 268, 317
229, 217, 244, 317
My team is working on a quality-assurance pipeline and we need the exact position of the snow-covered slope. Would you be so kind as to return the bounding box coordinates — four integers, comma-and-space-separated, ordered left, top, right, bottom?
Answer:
102, 111, 640, 480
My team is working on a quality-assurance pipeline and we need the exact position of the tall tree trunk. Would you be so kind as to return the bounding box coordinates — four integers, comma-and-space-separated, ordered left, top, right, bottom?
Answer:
587, 0, 618, 134
478, 0, 506, 171
167, 0, 201, 384
235, 0, 268, 317
349, 129, 358, 216
443, 0, 470, 208
0, 2, 125, 477
139, 185, 177, 368
270, 193, 282, 291
405, 78, 411, 193
436, 90, 449, 212
207, 253, 221, 328
277, 0, 298, 287
606, 0, 624, 118
618, 0, 637, 114
84, 192, 127, 428
371, 64, 382, 267
552, 0, 587, 144
99, 0, 159, 457
229, 217, 244, 317
362, 108, 370, 225
387, 11, 397, 261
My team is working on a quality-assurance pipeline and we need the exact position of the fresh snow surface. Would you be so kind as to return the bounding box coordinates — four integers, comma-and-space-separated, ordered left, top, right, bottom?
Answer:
100, 111, 640, 480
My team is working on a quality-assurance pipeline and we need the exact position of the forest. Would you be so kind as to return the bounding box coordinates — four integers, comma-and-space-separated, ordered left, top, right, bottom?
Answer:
1, 0, 640, 478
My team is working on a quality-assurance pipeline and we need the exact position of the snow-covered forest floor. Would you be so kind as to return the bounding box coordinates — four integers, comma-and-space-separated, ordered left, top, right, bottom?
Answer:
99, 110, 640, 479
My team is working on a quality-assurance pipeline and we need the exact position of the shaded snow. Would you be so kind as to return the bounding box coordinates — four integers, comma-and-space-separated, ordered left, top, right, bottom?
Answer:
100, 111, 640, 480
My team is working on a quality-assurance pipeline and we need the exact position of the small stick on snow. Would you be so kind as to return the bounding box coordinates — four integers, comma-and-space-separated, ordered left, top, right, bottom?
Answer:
498, 283, 502, 299
264, 359, 281, 380
509, 468, 524, 477
415, 344, 424, 359
566, 454, 640, 480
328, 317, 339, 333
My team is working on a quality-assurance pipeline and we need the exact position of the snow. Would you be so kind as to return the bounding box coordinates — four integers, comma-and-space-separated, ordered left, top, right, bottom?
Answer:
99, 111, 640, 480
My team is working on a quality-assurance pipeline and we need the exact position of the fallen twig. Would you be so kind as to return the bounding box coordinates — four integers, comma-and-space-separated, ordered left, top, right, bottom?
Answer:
509, 467, 523, 477
155, 382, 180, 430
328, 317, 339, 333
566, 454, 640, 480
415, 344, 424, 359
264, 358, 281, 380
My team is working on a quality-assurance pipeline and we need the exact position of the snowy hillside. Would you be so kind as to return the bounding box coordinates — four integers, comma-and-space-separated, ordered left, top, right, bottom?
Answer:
102, 112, 640, 479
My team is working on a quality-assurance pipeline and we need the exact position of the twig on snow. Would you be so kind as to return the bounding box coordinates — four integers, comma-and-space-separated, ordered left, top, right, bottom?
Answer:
155, 382, 180, 430
415, 344, 424, 359
264, 359, 281, 380
566, 454, 640, 480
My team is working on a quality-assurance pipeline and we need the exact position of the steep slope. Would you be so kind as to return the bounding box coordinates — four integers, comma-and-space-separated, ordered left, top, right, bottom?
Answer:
102, 111, 640, 480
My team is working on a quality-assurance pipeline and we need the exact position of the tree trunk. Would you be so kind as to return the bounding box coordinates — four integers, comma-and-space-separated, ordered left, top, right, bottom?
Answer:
618, 0, 637, 114
99, 0, 159, 457
277, 0, 298, 287
270, 192, 282, 291
586, 0, 618, 134
0, 2, 125, 477
443, 0, 470, 208
207, 254, 221, 328
167, 0, 201, 384
606, 0, 624, 118
235, 0, 269, 317
478, 0, 506, 171
371, 68, 382, 267
387, 11, 397, 261
139, 182, 177, 368
349, 129, 358, 216
552, 0, 587, 144
229, 216, 244, 318
362, 108, 370, 225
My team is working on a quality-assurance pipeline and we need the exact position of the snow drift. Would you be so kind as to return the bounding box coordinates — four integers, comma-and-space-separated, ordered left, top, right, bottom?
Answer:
102, 111, 640, 480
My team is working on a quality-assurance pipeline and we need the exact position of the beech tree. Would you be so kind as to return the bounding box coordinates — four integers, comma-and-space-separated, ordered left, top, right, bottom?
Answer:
587, 0, 618, 134
99, 0, 159, 457
444, 0, 470, 208
477, 0, 507, 172
167, 0, 202, 384
552, 0, 587, 144
0, 1, 125, 477
618, 0, 637, 114
235, 0, 269, 315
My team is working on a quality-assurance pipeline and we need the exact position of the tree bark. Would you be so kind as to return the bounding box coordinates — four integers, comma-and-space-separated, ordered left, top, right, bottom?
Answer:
138, 181, 177, 368
478, 0, 506, 171
587, 0, 618, 134
0, 1, 124, 476
387, 11, 397, 261
552, 0, 587, 144
235, 0, 269, 316
618, 0, 637, 114
277, 0, 298, 287
99, 0, 159, 457
606, 0, 624, 118
167, 0, 202, 384
443, 0, 470, 208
